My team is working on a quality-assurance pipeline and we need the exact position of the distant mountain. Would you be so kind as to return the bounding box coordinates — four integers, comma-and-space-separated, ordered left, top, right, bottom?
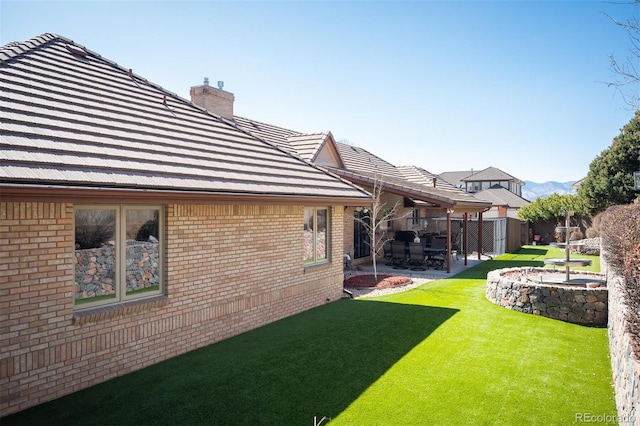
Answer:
522, 181, 576, 201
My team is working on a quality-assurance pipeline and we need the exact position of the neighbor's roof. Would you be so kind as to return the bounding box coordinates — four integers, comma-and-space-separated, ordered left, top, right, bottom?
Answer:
437, 170, 473, 187
462, 167, 523, 184
472, 185, 530, 208
0, 33, 372, 205
439, 167, 524, 186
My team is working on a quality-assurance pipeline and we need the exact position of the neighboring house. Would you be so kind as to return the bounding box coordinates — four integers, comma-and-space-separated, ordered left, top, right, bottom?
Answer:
189, 81, 493, 271
439, 168, 529, 251
0, 34, 373, 415
572, 177, 585, 192
439, 167, 524, 197
471, 185, 530, 219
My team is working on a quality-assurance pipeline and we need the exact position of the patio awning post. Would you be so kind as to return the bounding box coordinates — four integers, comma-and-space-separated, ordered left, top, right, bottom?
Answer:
463, 213, 468, 266
477, 211, 484, 260
446, 209, 453, 273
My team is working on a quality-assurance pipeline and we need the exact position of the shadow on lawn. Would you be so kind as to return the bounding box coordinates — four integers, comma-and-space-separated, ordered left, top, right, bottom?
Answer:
515, 247, 548, 256
3, 300, 458, 426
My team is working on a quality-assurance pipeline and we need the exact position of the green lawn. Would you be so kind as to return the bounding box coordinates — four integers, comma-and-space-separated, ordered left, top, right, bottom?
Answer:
3, 247, 615, 425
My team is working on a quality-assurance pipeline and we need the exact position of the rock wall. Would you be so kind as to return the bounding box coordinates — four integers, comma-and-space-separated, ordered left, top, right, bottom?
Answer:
74, 240, 159, 300
607, 270, 640, 424
486, 267, 608, 325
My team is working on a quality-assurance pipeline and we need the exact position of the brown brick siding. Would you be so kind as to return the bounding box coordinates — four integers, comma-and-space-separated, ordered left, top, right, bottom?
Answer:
343, 207, 355, 259
0, 202, 344, 415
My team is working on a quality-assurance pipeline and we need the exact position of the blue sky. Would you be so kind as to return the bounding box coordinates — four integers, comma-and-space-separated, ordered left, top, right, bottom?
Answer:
1, 0, 637, 182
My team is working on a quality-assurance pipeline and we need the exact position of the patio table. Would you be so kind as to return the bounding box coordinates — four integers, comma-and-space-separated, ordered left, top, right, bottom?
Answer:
423, 247, 446, 270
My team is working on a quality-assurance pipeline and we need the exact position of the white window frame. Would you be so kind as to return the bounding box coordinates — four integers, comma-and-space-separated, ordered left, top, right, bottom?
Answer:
73, 205, 164, 310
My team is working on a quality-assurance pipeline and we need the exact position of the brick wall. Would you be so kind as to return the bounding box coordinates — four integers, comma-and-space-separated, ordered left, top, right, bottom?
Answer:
0, 202, 344, 415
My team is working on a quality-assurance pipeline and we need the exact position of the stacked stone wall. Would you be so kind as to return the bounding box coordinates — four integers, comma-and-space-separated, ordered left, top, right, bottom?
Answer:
74, 241, 159, 300
606, 266, 640, 424
486, 268, 608, 325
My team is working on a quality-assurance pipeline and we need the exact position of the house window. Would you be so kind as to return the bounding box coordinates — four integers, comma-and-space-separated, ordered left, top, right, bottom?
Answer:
412, 208, 420, 226
353, 209, 371, 259
303, 207, 329, 264
74, 205, 163, 309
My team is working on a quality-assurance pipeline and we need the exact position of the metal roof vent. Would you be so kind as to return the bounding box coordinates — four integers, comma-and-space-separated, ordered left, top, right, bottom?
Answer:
218, 81, 224, 90
203, 77, 209, 86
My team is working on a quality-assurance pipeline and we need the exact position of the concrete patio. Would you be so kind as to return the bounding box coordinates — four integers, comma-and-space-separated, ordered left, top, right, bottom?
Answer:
345, 252, 491, 281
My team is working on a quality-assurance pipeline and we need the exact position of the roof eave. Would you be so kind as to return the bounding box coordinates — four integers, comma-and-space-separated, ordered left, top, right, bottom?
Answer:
0, 184, 374, 207
329, 169, 491, 212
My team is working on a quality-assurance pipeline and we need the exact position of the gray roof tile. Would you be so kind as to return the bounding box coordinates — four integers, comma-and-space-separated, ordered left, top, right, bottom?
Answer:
233, 111, 491, 211
0, 34, 371, 202
473, 185, 530, 208
463, 166, 521, 183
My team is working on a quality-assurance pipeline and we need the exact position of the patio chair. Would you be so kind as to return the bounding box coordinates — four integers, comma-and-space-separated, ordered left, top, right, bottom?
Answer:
426, 236, 447, 270
390, 241, 408, 269
408, 241, 426, 270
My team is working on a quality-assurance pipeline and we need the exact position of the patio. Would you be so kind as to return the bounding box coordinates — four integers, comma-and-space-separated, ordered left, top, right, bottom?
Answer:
346, 252, 491, 280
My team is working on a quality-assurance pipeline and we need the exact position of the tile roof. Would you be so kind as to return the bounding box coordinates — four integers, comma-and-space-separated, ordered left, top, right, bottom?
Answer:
463, 166, 522, 183
330, 167, 488, 210
334, 142, 403, 178
233, 115, 491, 211
232, 117, 341, 166
472, 185, 530, 208
328, 146, 488, 209
437, 170, 474, 187
0, 34, 372, 203
285, 132, 331, 163
232, 116, 300, 153
439, 167, 524, 186
397, 165, 460, 191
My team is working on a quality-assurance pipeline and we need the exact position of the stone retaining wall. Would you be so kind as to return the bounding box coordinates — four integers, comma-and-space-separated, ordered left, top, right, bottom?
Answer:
486, 267, 607, 325
74, 240, 159, 300
605, 264, 640, 424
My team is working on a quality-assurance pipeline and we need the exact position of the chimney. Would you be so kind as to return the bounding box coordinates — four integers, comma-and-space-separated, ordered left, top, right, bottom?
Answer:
432, 177, 437, 188
190, 77, 235, 120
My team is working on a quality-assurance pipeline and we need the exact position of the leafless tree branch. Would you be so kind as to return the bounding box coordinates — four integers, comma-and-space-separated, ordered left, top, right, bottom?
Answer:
352, 172, 413, 279
604, 4, 640, 109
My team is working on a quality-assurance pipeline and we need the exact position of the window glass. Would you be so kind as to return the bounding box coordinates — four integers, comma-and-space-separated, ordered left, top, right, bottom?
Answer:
125, 209, 160, 296
74, 208, 118, 304
303, 207, 329, 265
74, 206, 163, 309
412, 208, 420, 226
316, 208, 328, 261
303, 208, 314, 262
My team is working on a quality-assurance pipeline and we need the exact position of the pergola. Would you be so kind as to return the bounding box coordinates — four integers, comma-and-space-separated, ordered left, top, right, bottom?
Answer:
330, 169, 493, 273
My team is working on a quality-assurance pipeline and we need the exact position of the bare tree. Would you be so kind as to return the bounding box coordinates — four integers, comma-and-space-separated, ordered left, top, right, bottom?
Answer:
605, 1, 640, 108
353, 173, 414, 280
